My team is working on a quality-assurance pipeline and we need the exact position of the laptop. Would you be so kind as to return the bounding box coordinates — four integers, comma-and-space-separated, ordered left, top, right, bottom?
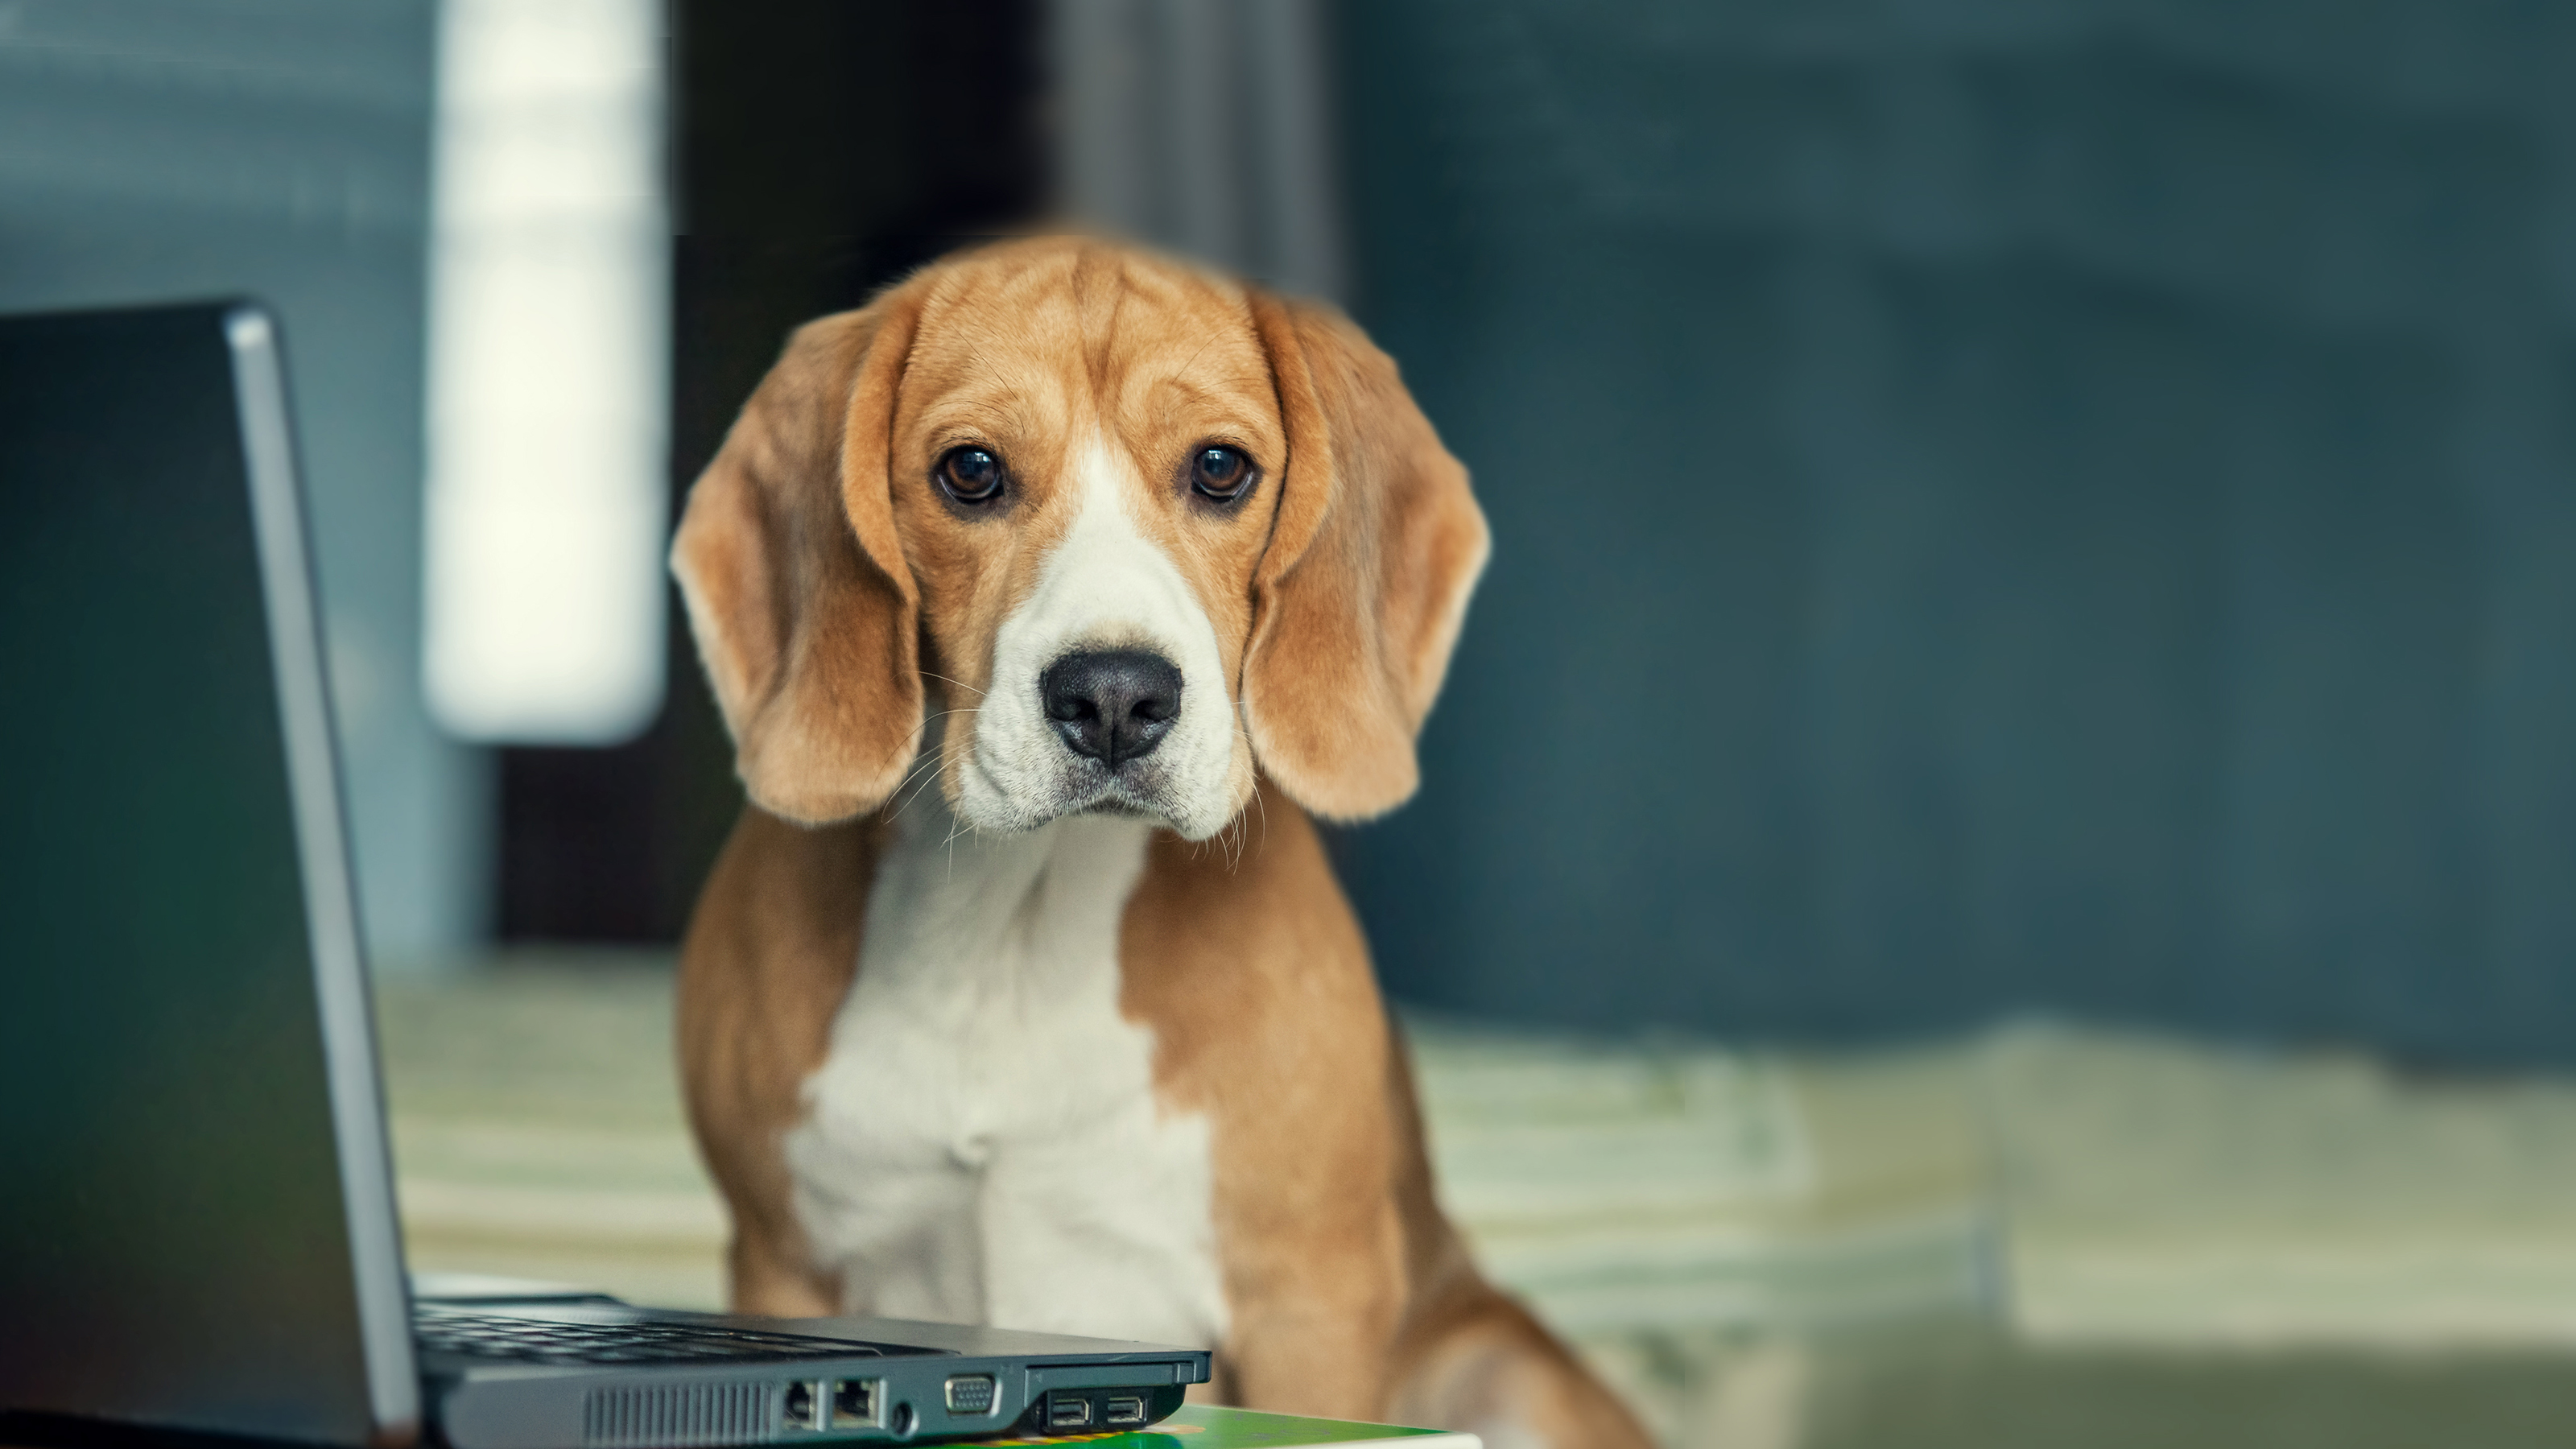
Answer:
0, 301, 1211, 1449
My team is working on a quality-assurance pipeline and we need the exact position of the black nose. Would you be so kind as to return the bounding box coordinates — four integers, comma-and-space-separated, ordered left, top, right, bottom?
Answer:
1039, 649, 1183, 767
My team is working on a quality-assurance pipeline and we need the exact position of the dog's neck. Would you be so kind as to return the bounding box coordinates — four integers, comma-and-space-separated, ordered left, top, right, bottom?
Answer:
852, 791, 1154, 1008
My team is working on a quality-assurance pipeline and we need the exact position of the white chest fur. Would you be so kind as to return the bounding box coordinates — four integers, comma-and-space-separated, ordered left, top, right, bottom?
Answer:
782, 806, 1228, 1350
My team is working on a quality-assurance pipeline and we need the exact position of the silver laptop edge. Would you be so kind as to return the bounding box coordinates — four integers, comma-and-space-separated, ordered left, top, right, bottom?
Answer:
228, 303, 423, 1441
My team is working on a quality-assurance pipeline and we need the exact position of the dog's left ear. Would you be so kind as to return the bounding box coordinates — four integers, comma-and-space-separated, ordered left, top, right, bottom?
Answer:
1244, 293, 1491, 821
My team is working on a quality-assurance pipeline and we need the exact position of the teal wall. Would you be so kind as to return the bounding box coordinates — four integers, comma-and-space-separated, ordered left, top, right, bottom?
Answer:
0, 1, 489, 958
1335, 2, 2576, 1059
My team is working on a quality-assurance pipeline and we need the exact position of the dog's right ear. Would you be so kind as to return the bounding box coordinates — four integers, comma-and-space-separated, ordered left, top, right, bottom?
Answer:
671, 285, 927, 825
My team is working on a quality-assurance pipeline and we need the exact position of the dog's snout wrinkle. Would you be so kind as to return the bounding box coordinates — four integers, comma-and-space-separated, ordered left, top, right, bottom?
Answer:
1041, 649, 1183, 767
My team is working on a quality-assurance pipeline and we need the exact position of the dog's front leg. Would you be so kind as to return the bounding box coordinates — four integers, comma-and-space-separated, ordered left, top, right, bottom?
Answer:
679, 807, 881, 1319
1213, 1199, 1408, 1421
726, 1214, 842, 1318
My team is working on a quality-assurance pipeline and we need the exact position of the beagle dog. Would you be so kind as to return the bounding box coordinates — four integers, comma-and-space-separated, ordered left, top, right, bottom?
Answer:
669, 237, 1649, 1449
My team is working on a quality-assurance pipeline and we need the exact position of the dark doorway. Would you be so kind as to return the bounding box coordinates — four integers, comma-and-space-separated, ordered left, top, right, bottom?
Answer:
495, 0, 1050, 943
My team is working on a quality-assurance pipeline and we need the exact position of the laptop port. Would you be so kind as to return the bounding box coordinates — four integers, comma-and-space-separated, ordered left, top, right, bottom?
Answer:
832, 1378, 885, 1429
783, 1381, 828, 1431
1104, 1396, 1148, 1426
943, 1375, 997, 1415
1046, 1394, 1093, 1430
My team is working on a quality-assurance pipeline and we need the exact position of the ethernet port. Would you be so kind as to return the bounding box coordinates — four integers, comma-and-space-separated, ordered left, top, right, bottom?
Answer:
832, 1378, 886, 1430
783, 1381, 828, 1431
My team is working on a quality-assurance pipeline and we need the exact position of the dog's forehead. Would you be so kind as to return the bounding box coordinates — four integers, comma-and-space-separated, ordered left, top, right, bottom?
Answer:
901, 244, 1278, 450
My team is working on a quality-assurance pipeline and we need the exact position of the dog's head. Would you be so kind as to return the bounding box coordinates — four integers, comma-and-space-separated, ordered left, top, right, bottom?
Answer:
671, 237, 1487, 840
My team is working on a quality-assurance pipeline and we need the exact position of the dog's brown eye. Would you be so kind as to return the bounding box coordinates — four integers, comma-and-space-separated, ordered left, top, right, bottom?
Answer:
936, 446, 1005, 506
1190, 445, 1253, 502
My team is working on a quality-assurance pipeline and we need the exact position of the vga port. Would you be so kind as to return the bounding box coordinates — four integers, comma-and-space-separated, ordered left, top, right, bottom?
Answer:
944, 1374, 997, 1415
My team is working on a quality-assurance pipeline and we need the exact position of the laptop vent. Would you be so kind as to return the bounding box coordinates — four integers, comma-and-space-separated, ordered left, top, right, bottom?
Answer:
584, 1381, 778, 1447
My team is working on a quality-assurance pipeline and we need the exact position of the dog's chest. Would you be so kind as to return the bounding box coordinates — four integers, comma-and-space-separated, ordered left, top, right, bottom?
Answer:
782, 811, 1226, 1348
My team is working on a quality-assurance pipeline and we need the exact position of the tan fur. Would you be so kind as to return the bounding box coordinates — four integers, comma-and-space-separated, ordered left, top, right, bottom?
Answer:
1245, 294, 1488, 819
671, 294, 927, 824
675, 808, 881, 1316
672, 237, 1651, 1449
889, 244, 1282, 818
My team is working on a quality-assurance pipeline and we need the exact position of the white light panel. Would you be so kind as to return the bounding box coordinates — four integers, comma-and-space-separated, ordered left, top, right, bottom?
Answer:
423, 0, 667, 744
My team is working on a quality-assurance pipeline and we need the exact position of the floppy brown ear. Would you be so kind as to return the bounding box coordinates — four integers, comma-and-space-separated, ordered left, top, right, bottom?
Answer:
1244, 294, 1490, 820
671, 286, 927, 825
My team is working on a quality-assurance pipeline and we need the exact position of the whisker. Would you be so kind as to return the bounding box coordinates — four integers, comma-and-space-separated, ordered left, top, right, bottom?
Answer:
896, 704, 980, 751
880, 712, 981, 823
878, 713, 972, 822
918, 671, 988, 700
902, 758, 953, 799
881, 737, 952, 801
888, 753, 941, 800
940, 815, 981, 883
884, 749, 952, 822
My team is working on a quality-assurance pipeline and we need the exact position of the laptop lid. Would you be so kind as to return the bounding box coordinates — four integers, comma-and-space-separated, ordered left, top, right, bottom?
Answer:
0, 302, 419, 1446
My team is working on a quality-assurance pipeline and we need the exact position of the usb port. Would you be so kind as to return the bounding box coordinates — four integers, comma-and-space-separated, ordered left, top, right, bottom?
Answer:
1046, 1395, 1093, 1430
944, 1375, 997, 1415
1104, 1397, 1148, 1426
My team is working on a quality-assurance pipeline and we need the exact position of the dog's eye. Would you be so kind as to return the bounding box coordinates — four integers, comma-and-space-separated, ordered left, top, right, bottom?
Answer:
1190, 445, 1254, 502
935, 446, 1006, 506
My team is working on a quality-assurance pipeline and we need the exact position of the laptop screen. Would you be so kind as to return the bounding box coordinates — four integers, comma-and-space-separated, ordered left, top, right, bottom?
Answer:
0, 303, 413, 1445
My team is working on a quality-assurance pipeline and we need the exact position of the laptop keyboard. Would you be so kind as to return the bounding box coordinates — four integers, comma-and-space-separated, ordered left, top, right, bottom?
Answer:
415, 1304, 901, 1366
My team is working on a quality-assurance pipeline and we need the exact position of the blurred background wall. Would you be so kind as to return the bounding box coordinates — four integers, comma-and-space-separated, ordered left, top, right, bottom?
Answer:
1330, 2, 2576, 1063
10, 1, 2573, 1065
0, 0, 486, 960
